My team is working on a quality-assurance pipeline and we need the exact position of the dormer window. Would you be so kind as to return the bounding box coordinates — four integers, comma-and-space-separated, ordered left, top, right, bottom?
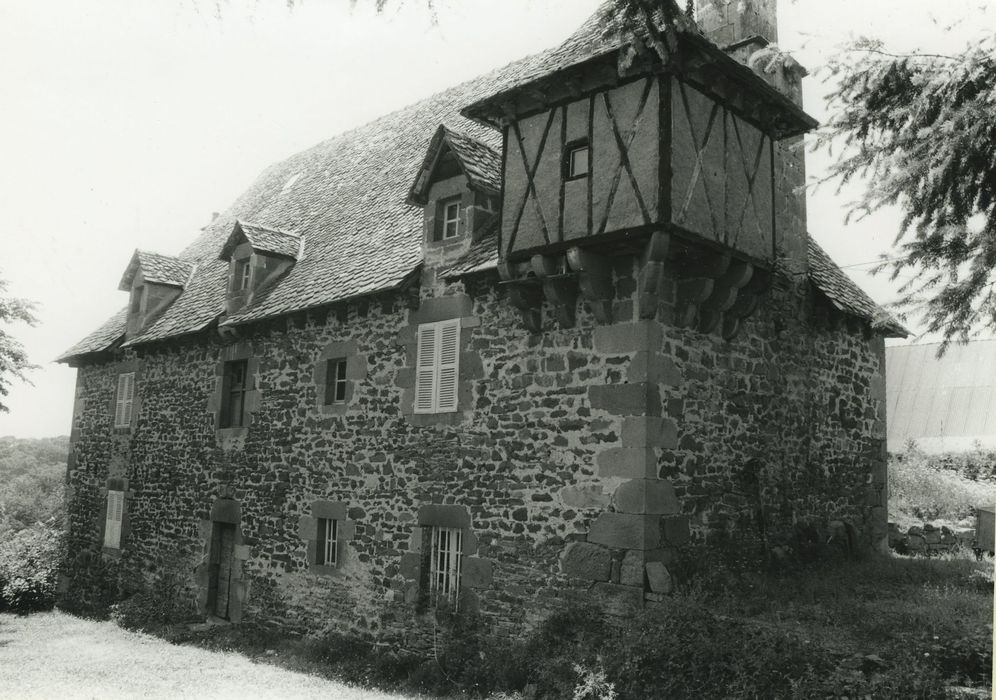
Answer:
118, 250, 192, 340
566, 140, 590, 180
441, 199, 461, 240
235, 258, 252, 291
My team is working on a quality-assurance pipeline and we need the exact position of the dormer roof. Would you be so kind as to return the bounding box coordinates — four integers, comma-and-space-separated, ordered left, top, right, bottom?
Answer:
118, 250, 195, 291
219, 220, 302, 262
408, 125, 502, 206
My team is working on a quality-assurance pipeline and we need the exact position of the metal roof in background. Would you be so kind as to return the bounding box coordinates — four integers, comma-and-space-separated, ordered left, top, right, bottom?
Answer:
887, 340, 996, 451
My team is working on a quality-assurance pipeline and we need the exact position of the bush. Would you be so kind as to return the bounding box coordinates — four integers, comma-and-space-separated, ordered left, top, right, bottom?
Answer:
890, 448, 995, 523
0, 525, 61, 613
110, 549, 199, 633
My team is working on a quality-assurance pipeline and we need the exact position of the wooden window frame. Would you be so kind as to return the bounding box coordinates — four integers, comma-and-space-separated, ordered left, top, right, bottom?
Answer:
565, 139, 590, 181
442, 200, 461, 239
323, 358, 348, 406
429, 526, 463, 608
414, 319, 460, 415
103, 490, 125, 549
315, 517, 339, 567
113, 372, 136, 428
220, 359, 249, 428
234, 257, 252, 292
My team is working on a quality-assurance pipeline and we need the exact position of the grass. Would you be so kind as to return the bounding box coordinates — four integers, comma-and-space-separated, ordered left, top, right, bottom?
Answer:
0, 611, 409, 700
889, 447, 995, 529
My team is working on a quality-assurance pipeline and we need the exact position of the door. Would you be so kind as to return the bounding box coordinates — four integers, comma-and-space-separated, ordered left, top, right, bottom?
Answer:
208, 522, 237, 619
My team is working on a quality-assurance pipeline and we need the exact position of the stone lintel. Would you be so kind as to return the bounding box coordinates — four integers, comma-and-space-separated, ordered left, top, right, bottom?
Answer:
589, 383, 661, 416
588, 512, 662, 550
417, 504, 471, 529
593, 320, 663, 355
621, 416, 677, 449
410, 294, 474, 326
612, 479, 680, 515
597, 447, 659, 479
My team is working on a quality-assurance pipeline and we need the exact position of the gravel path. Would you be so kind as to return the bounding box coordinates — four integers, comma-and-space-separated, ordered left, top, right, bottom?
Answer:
0, 612, 409, 700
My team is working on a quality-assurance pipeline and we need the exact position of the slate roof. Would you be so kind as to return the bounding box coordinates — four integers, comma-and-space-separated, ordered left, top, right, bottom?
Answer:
408, 125, 502, 206
118, 250, 195, 291
438, 225, 501, 280
808, 239, 907, 337
219, 220, 302, 261
57, 307, 128, 362
57, 2, 820, 361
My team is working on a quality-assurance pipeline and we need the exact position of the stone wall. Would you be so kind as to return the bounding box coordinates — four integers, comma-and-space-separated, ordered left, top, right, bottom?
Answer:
64, 258, 888, 642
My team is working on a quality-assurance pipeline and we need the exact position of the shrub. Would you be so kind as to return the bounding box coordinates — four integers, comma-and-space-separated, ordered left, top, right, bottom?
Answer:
110, 549, 199, 633
0, 525, 61, 613
890, 448, 995, 523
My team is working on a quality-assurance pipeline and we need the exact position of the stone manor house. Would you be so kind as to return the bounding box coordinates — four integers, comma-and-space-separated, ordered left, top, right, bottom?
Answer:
58, 1, 904, 637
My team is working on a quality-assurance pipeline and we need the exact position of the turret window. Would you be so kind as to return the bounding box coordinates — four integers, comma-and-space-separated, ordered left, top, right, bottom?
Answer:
566, 140, 590, 180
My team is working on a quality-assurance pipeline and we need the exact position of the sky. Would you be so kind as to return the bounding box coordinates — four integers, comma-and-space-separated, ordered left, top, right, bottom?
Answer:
0, 0, 992, 438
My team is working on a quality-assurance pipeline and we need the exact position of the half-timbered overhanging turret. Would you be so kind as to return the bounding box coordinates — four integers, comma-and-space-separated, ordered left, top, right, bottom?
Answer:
462, 6, 816, 337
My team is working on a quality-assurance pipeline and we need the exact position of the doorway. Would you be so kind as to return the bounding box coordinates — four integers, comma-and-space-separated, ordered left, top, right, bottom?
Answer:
208, 521, 237, 619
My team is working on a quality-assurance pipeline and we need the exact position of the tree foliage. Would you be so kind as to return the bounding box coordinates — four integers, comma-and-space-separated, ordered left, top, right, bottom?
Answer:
0, 276, 38, 412
818, 38, 996, 345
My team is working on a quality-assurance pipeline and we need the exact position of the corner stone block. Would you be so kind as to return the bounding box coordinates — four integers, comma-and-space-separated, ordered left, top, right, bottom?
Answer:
619, 550, 645, 587
590, 582, 644, 616
589, 383, 660, 417
645, 562, 673, 594
597, 447, 659, 479
461, 557, 493, 589
593, 321, 663, 355
612, 479, 680, 515
627, 352, 682, 386
560, 542, 612, 581
588, 512, 662, 550
399, 553, 421, 580
621, 416, 677, 449
560, 484, 611, 509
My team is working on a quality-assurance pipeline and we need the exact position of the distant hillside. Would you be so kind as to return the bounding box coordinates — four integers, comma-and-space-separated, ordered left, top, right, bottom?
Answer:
0, 436, 69, 481
0, 436, 69, 534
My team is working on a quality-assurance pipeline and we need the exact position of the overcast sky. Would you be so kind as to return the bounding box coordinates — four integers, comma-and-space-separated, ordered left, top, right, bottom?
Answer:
0, 0, 991, 438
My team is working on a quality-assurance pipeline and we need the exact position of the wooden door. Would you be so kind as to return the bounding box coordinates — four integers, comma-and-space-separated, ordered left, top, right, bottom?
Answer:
208, 522, 236, 619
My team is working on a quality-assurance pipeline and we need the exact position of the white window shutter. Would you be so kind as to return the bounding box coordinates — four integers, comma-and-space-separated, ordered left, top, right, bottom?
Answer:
436, 320, 460, 413
414, 324, 437, 414
114, 375, 126, 427
115, 373, 135, 427
104, 490, 124, 549
123, 373, 135, 426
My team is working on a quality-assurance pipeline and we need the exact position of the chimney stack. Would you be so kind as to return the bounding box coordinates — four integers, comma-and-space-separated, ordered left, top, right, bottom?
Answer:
694, 0, 778, 47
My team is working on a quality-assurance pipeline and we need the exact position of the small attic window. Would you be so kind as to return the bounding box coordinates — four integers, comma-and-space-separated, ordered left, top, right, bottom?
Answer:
566, 140, 590, 180
235, 259, 251, 291
443, 200, 461, 239
130, 286, 144, 314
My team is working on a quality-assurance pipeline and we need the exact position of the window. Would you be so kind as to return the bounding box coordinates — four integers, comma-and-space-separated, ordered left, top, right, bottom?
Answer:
324, 359, 347, 405
104, 490, 125, 549
220, 360, 249, 428
414, 319, 460, 414
432, 198, 462, 242
235, 258, 251, 291
315, 517, 338, 566
430, 526, 462, 606
565, 141, 590, 180
114, 372, 136, 428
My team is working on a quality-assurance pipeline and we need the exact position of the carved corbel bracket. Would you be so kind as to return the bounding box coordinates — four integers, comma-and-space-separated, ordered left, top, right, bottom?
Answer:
698, 260, 754, 334
636, 231, 671, 320
567, 247, 614, 324
531, 254, 578, 328
675, 253, 729, 328
721, 270, 772, 340
498, 261, 543, 332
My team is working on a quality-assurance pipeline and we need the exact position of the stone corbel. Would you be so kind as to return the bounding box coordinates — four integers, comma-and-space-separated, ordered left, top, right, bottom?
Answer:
498, 261, 543, 333
567, 246, 614, 324
698, 260, 754, 334
675, 253, 730, 328
636, 231, 671, 320
531, 254, 578, 329
721, 270, 772, 340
